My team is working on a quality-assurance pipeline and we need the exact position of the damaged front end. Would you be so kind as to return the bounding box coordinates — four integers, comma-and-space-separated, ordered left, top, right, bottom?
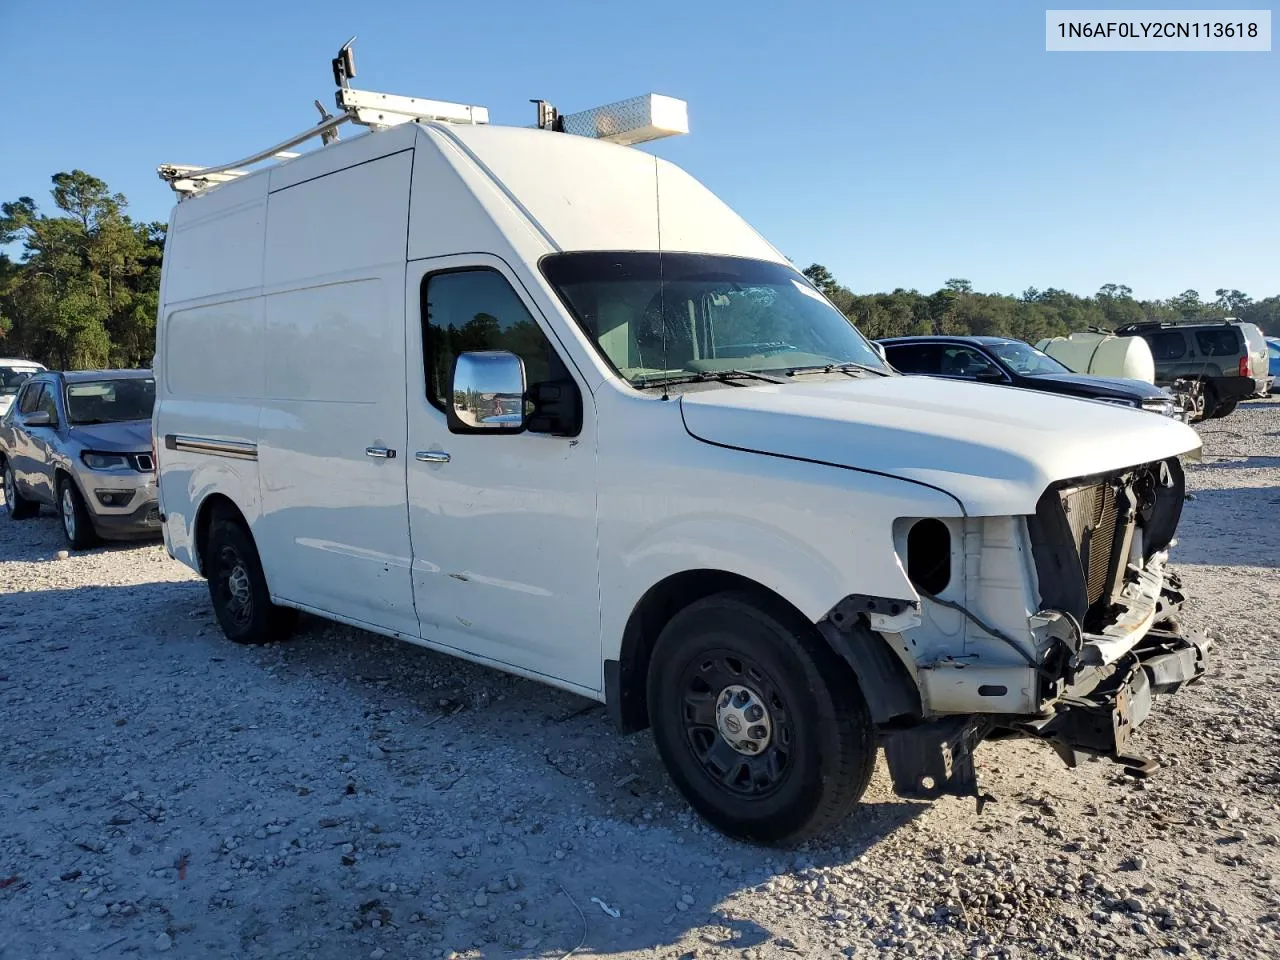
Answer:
825, 455, 1211, 807
1015, 457, 1212, 771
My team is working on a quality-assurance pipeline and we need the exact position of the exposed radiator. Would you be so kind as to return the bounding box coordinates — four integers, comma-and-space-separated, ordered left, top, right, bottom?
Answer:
1060, 482, 1119, 607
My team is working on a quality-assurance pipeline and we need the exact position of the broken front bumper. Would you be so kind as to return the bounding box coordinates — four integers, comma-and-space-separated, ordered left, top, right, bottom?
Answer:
1017, 622, 1212, 775
882, 620, 1212, 803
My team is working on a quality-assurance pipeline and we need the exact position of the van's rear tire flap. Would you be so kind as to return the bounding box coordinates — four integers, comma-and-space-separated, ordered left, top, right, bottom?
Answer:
204, 518, 297, 645
646, 590, 876, 846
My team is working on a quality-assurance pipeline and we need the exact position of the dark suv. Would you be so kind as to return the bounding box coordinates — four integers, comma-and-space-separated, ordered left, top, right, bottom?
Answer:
1114, 319, 1272, 419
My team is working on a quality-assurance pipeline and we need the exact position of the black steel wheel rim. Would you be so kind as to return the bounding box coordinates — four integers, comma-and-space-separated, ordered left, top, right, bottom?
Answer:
678, 649, 794, 798
216, 544, 253, 629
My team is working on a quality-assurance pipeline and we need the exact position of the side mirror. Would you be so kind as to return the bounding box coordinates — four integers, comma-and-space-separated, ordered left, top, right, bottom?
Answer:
975, 368, 1006, 383
23, 410, 54, 427
447, 351, 527, 435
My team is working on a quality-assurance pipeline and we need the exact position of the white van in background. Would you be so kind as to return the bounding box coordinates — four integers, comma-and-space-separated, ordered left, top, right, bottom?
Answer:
152, 44, 1209, 845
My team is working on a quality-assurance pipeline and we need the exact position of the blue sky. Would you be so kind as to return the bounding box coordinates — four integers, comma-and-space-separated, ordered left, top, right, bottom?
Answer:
2, 1, 1275, 300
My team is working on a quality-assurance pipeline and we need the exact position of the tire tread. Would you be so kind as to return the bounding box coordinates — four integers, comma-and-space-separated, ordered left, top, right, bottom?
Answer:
648, 588, 876, 846
205, 518, 297, 645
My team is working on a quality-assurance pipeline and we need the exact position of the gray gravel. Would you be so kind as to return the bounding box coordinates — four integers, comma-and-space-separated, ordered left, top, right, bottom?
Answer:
2, 396, 1278, 960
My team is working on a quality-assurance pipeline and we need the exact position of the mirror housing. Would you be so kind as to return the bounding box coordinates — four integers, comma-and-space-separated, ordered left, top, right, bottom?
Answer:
447, 351, 527, 435
23, 410, 54, 427
974, 368, 1006, 383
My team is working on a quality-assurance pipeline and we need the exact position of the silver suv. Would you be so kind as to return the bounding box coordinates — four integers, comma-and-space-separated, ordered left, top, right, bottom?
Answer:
0, 369, 160, 549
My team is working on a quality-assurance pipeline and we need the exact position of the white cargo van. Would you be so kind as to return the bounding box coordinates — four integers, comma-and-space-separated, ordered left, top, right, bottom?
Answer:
153, 45, 1210, 844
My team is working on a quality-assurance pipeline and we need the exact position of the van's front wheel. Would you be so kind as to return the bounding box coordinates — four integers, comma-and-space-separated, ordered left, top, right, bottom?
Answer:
647, 591, 875, 846
205, 519, 297, 645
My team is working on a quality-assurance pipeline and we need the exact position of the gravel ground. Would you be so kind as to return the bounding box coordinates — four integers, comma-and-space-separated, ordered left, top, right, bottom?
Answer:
2, 397, 1278, 960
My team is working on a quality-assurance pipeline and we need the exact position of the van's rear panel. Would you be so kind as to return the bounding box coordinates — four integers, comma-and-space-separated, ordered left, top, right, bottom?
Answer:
154, 176, 271, 570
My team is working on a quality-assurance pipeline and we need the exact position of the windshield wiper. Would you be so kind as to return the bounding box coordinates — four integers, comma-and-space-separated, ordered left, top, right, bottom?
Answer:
633, 369, 786, 390
785, 362, 890, 378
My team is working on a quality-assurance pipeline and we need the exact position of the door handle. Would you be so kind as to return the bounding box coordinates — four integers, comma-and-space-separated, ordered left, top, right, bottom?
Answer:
415, 450, 451, 464
365, 446, 396, 459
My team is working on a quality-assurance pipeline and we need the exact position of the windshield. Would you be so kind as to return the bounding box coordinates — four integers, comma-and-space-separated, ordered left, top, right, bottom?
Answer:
987, 340, 1069, 377
539, 253, 890, 385
65, 377, 156, 425
1, 367, 40, 397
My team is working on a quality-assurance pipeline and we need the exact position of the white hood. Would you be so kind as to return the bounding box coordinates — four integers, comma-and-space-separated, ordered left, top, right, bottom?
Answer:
679, 376, 1202, 515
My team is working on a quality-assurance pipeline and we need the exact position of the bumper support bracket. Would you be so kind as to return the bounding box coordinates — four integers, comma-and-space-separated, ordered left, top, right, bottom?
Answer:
1019, 624, 1211, 774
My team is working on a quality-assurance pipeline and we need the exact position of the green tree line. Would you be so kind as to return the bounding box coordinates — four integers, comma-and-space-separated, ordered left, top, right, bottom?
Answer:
801, 265, 1280, 343
2, 171, 1276, 370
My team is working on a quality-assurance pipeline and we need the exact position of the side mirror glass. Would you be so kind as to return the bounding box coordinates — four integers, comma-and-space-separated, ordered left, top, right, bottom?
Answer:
447, 351, 527, 434
23, 410, 54, 427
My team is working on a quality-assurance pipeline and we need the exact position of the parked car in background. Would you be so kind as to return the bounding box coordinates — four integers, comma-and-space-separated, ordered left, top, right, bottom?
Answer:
0, 359, 47, 418
1267, 337, 1280, 394
0, 369, 160, 548
876, 335, 1183, 418
1114, 319, 1272, 418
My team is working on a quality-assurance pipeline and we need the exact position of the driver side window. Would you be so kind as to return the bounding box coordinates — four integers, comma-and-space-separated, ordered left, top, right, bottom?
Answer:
421, 267, 570, 421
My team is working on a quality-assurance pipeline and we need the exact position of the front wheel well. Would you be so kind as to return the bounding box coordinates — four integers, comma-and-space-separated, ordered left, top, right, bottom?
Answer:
607, 570, 834, 735
193, 494, 249, 577
53, 466, 79, 495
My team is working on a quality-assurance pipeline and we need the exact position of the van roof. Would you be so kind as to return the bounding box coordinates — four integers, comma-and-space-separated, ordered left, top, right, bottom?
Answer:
166, 120, 783, 270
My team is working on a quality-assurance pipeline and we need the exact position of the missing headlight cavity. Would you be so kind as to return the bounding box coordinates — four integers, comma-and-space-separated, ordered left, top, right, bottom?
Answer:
907, 519, 951, 595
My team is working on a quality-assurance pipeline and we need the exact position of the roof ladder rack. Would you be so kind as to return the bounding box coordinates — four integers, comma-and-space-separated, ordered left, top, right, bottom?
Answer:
158, 37, 489, 198
159, 37, 688, 200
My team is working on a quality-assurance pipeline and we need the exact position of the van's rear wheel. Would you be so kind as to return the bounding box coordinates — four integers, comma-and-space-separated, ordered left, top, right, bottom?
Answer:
647, 591, 875, 846
204, 518, 297, 645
